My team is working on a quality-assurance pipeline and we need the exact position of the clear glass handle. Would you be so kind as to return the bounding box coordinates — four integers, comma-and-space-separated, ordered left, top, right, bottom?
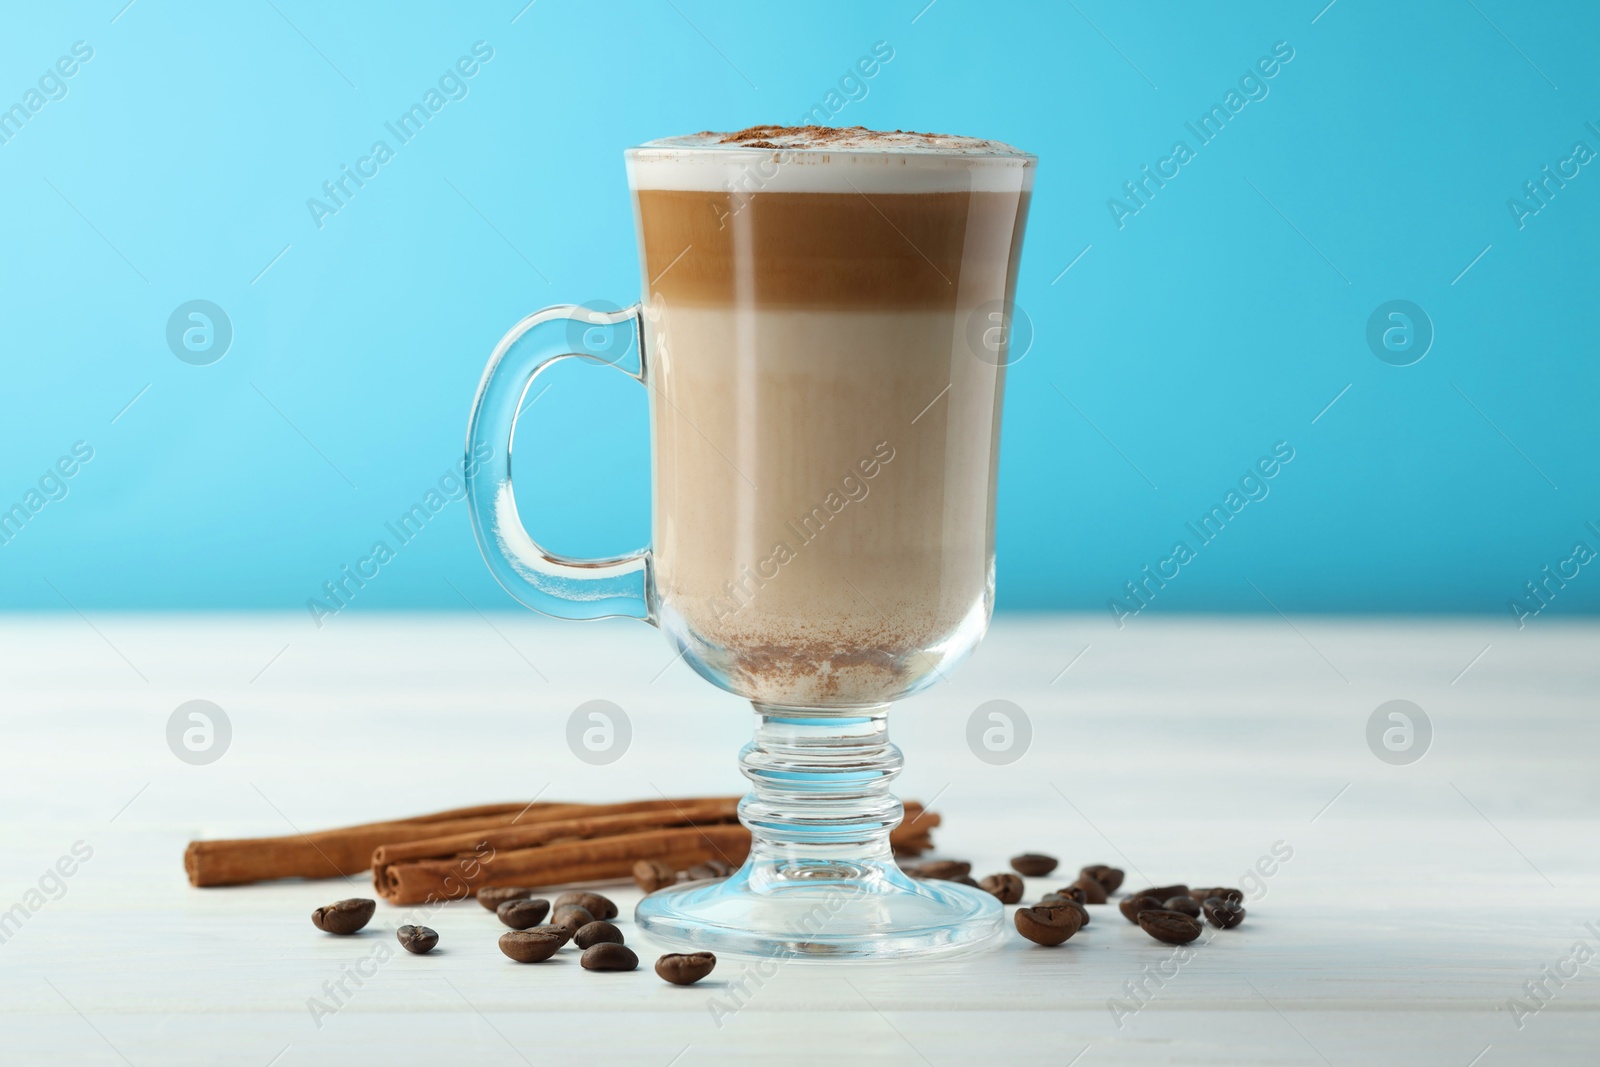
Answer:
464, 303, 653, 622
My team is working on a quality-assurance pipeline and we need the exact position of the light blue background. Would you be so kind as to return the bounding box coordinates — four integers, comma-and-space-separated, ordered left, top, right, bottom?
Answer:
2, 0, 1596, 624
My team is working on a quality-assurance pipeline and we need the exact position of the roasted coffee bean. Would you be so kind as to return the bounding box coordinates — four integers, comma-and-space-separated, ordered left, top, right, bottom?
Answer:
499, 929, 565, 963
907, 859, 973, 881
1014, 903, 1084, 946
1130, 884, 1188, 902
1073, 875, 1108, 905
581, 942, 639, 971
311, 898, 375, 935
1051, 885, 1087, 905
477, 886, 536, 911
526, 923, 573, 947
1204, 899, 1246, 929
656, 951, 717, 985
573, 920, 624, 949
1009, 853, 1059, 877
1118, 894, 1163, 923
634, 859, 676, 892
683, 858, 733, 880
396, 925, 438, 954
1039, 895, 1090, 925
497, 898, 551, 930
1137, 909, 1203, 945
1163, 895, 1201, 918
1200, 887, 1245, 905
978, 872, 1024, 904
552, 904, 594, 934
555, 891, 618, 921
1081, 865, 1125, 893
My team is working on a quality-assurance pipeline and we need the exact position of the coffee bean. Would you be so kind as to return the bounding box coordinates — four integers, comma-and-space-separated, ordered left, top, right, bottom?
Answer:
1118, 894, 1163, 923
497, 898, 552, 930
683, 858, 733, 881
978, 872, 1024, 904
1130, 884, 1188, 902
499, 929, 565, 963
552, 904, 594, 934
1204, 899, 1246, 929
573, 920, 624, 949
1051, 885, 1087, 905
526, 923, 573, 947
1081, 865, 1125, 893
1039, 895, 1090, 925
656, 951, 718, 985
311, 898, 375, 935
634, 859, 676, 892
581, 942, 639, 971
1137, 909, 1203, 945
1073, 875, 1108, 905
555, 891, 618, 921
477, 886, 536, 911
906, 859, 973, 881
1200, 887, 1245, 905
1014, 903, 1084, 946
1009, 853, 1058, 877
396, 925, 438, 954
1163, 895, 1201, 918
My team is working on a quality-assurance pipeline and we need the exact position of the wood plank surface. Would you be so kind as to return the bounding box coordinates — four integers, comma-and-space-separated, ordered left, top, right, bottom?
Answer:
0, 613, 1594, 1065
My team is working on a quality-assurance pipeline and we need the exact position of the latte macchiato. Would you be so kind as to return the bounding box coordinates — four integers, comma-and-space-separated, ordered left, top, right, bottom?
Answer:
627, 126, 1033, 706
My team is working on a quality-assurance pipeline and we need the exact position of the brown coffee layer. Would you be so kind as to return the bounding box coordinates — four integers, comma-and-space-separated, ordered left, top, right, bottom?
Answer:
634, 190, 1029, 309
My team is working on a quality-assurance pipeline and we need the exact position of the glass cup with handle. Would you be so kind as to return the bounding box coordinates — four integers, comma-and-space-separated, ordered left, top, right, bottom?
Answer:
465, 129, 1034, 959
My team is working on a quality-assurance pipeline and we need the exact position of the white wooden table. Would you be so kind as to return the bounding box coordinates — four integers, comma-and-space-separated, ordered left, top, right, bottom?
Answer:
1, 613, 1595, 1065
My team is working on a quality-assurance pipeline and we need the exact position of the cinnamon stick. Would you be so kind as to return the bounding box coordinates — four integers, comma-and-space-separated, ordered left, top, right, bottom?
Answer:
369, 798, 741, 891
379, 825, 754, 905
185, 795, 939, 895
183, 797, 736, 887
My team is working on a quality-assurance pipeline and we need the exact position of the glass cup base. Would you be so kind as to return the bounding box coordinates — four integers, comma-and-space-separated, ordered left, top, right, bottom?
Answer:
634, 858, 1003, 961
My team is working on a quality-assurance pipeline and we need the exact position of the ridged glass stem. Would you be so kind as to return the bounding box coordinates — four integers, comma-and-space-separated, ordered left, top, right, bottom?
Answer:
738, 703, 902, 873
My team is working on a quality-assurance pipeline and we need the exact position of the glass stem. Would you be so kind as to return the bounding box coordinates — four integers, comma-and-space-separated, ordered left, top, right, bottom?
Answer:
738, 703, 903, 877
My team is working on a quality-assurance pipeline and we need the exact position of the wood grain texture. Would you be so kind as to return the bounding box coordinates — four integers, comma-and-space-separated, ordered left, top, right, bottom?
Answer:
0, 614, 1595, 1065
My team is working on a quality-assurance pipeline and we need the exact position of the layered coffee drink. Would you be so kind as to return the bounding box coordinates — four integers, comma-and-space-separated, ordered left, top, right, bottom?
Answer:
627, 126, 1033, 707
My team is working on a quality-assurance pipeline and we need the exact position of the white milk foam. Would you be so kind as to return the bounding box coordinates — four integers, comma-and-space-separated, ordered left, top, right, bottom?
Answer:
626, 129, 1034, 195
